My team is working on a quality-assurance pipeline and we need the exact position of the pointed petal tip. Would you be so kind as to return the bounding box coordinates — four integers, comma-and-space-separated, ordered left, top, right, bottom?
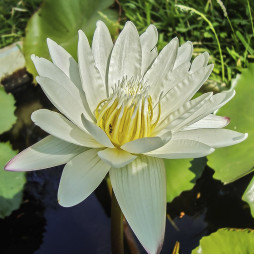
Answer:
172, 37, 179, 43
209, 147, 215, 155
31, 109, 39, 122
46, 38, 58, 50
96, 20, 105, 27
124, 21, 139, 33
4, 154, 24, 172
203, 51, 209, 57
236, 132, 248, 142
30, 54, 36, 61
78, 29, 85, 37
143, 235, 164, 254
207, 63, 214, 72
125, 20, 135, 27
147, 23, 157, 31
57, 197, 74, 208
4, 160, 13, 171
46, 37, 53, 44
224, 116, 231, 125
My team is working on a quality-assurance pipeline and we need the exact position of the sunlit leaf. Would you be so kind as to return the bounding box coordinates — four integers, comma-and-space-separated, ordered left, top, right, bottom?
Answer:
242, 176, 254, 217
0, 142, 26, 218
208, 64, 254, 183
192, 228, 254, 254
165, 159, 194, 203
0, 86, 16, 134
23, 0, 118, 78
165, 157, 207, 203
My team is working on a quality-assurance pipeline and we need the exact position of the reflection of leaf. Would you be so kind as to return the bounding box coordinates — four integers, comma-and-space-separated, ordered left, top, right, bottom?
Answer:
0, 143, 26, 218
0, 86, 16, 134
208, 64, 254, 184
242, 177, 254, 217
192, 228, 254, 254
23, 0, 118, 78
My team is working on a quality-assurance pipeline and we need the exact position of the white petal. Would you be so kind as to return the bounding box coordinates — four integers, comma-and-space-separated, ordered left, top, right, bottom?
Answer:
144, 37, 179, 102
184, 114, 230, 130
110, 155, 166, 253
121, 136, 166, 154
146, 139, 214, 159
151, 62, 191, 121
108, 21, 142, 91
172, 129, 248, 148
165, 61, 191, 85
173, 41, 193, 69
151, 62, 191, 122
140, 24, 158, 75
154, 92, 213, 134
47, 38, 82, 89
58, 149, 110, 207
78, 30, 106, 112
190, 52, 209, 73
31, 109, 102, 148
92, 20, 113, 95
5, 135, 85, 171
81, 114, 114, 148
176, 90, 235, 130
36, 76, 85, 128
31, 55, 90, 116
46, 39, 94, 120
160, 64, 214, 120
97, 148, 136, 168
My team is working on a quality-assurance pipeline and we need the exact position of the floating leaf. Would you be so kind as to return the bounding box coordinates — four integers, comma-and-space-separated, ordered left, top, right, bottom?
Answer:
242, 176, 254, 217
189, 157, 207, 183
0, 142, 26, 218
23, 0, 118, 78
0, 86, 16, 134
165, 157, 207, 203
165, 159, 194, 203
192, 228, 254, 254
208, 64, 254, 183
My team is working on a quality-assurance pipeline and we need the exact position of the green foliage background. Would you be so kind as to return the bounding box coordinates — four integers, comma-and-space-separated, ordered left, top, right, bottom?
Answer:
119, 0, 254, 88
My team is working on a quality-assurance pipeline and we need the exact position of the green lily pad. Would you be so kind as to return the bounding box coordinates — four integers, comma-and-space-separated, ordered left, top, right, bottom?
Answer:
165, 157, 207, 203
192, 228, 254, 254
0, 86, 16, 134
165, 159, 194, 203
208, 64, 254, 184
242, 176, 254, 217
189, 157, 207, 183
23, 0, 118, 78
0, 142, 26, 218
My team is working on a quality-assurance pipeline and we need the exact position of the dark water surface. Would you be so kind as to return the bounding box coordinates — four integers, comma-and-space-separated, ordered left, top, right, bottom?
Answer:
0, 73, 253, 253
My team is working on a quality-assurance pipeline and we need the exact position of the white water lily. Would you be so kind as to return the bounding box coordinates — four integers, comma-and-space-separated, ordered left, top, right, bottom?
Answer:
5, 21, 247, 253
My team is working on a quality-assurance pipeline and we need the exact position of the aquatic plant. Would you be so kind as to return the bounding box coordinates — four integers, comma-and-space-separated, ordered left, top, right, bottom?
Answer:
5, 21, 247, 253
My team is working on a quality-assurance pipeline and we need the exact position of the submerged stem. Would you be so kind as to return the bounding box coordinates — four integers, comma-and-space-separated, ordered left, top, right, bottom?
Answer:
111, 190, 124, 254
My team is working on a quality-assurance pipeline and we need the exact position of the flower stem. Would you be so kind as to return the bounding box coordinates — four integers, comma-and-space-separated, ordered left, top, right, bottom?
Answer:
111, 190, 124, 254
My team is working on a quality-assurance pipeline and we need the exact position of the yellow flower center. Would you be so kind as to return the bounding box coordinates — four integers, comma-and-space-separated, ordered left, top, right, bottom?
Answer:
95, 78, 161, 147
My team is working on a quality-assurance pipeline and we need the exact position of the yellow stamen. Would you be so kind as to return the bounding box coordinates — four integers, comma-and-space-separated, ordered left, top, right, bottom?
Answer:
94, 78, 161, 147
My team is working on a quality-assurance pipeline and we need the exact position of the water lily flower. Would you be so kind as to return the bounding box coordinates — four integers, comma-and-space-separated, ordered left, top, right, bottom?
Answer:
5, 21, 247, 253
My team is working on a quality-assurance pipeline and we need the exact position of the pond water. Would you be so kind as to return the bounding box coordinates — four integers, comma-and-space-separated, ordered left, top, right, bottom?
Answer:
0, 71, 253, 254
